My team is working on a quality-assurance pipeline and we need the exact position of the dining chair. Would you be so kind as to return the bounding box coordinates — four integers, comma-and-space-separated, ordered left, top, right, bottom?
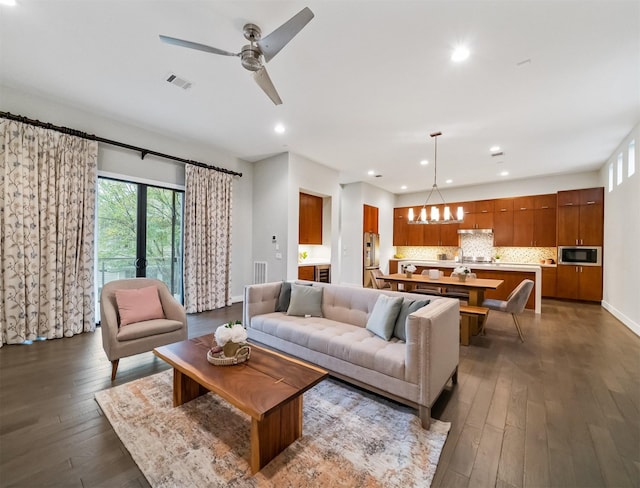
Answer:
442, 271, 477, 301
369, 268, 391, 290
481, 279, 534, 342
412, 270, 443, 296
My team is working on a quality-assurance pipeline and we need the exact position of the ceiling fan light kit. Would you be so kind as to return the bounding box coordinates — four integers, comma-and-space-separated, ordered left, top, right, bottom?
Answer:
159, 7, 314, 105
408, 132, 464, 225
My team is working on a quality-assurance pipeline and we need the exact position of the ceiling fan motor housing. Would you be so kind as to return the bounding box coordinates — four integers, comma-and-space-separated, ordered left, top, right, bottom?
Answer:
240, 45, 263, 71
243, 23, 262, 42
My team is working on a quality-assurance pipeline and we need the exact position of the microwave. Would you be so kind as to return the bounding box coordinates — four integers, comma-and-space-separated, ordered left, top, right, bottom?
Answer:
558, 246, 601, 266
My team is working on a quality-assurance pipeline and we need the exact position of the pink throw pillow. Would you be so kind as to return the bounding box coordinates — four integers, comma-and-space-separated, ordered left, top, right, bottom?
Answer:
115, 285, 165, 326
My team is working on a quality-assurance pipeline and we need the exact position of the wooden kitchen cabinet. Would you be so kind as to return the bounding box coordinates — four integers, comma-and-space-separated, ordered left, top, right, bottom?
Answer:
298, 265, 315, 281
557, 187, 603, 246
541, 267, 557, 297
363, 204, 379, 234
461, 200, 494, 229
299, 192, 323, 245
511, 194, 556, 247
493, 198, 513, 246
556, 265, 602, 301
393, 207, 409, 246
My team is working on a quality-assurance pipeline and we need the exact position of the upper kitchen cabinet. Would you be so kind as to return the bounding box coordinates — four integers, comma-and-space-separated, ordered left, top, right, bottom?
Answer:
493, 198, 514, 246
461, 199, 494, 229
557, 187, 604, 246
393, 207, 410, 245
299, 192, 323, 245
363, 204, 379, 234
512, 194, 556, 247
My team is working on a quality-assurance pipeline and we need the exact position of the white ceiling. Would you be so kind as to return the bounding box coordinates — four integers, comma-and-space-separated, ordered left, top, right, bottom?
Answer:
1, 1, 639, 193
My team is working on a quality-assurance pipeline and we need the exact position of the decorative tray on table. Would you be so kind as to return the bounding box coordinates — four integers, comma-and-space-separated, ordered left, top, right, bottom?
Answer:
206, 344, 251, 366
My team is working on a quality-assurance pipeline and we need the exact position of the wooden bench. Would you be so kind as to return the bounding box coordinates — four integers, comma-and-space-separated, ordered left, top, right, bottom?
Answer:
459, 305, 490, 346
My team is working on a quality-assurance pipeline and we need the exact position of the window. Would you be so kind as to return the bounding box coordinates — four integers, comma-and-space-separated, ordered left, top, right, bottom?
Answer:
608, 163, 614, 192
629, 140, 636, 177
617, 153, 623, 185
96, 177, 184, 317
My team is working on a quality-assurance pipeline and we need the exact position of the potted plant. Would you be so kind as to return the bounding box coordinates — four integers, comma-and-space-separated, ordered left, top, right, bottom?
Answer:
214, 320, 248, 357
494, 254, 501, 263
404, 264, 417, 278
454, 265, 471, 282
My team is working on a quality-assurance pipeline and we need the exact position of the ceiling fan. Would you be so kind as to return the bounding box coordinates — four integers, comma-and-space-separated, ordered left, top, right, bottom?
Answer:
159, 7, 314, 105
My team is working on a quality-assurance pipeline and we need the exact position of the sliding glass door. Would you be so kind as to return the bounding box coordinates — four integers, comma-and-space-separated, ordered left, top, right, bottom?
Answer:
96, 177, 183, 316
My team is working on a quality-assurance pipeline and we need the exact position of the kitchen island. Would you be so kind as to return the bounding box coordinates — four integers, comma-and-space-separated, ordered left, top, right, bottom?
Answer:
394, 260, 542, 314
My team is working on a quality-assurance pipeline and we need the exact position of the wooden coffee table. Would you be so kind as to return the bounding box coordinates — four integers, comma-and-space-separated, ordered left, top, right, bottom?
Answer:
153, 334, 328, 473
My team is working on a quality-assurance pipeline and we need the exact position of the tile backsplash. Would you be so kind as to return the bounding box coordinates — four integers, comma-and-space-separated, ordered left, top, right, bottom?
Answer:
397, 234, 557, 264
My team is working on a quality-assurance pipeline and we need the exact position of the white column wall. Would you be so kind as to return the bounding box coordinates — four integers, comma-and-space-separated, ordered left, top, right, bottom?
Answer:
599, 123, 639, 335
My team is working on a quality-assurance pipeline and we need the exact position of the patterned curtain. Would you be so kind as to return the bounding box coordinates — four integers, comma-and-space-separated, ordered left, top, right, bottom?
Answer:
183, 165, 233, 313
0, 119, 97, 347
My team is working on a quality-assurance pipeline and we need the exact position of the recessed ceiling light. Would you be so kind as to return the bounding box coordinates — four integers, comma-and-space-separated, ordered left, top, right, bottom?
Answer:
420, 159, 429, 166
367, 170, 375, 176
451, 45, 470, 63
401, 185, 407, 190
274, 123, 286, 134
500, 171, 509, 176
490, 146, 501, 153
0, 0, 17, 5
445, 179, 453, 184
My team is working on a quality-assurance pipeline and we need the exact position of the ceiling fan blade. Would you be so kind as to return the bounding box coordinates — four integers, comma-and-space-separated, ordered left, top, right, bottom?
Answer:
159, 35, 239, 57
257, 7, 314, 63
253, 67, 283, 105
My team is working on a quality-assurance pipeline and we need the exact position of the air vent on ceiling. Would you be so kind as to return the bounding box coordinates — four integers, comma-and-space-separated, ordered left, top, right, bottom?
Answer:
166, 73, 193, 90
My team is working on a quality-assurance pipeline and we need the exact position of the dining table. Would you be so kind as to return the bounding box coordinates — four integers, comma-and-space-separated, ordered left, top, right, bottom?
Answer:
381, 273, 504, 344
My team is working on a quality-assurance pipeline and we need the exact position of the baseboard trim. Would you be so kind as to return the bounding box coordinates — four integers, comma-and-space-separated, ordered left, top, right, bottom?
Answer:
231, 294, 243, 304
601, 300, 640, 337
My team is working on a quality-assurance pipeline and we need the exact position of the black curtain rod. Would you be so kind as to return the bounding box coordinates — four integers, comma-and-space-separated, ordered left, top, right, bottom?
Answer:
0, 111, 243, 177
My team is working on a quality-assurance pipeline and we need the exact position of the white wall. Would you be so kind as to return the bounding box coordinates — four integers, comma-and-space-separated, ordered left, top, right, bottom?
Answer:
2, 84, 254, 301
340, 181, 396, 286
251, 153, 290, 283
599, 123, 639, 335
340, 183, 365, 286
289, 152, 341, 281
395, 171, 601, 207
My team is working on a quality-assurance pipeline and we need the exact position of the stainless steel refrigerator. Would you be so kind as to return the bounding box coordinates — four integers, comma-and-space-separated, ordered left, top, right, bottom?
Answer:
363, 231, 380, 287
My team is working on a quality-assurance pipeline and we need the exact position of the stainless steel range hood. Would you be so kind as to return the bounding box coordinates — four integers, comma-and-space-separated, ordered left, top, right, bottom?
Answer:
457, 228, 493, 234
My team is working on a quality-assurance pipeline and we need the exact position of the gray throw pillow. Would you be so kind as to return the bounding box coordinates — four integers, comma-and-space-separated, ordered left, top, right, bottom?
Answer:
276, 281, 292, 312
276, 281, 311, 312
287, 284, 323, 317
393, 299, 430, 341
366, 294, 404, 341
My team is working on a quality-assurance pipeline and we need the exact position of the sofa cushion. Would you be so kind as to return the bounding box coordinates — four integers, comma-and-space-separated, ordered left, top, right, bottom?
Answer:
287, 284, 323, 317
250, 313, 406, 380
394, 299, 430, 341
275, 281, 292, 312
115, 286, 165, 326
366, 295, 404, 340
116, 318, 183, 341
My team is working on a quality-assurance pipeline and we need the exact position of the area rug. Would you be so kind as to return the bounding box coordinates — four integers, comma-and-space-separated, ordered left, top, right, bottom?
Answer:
95, 370, 450, 487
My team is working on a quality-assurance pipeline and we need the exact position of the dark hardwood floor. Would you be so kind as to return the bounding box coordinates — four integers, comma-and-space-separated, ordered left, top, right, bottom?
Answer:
0, 299, 638, 487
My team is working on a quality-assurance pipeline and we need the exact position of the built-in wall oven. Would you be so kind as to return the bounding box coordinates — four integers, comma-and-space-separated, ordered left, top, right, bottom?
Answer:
558, 246, 602, 266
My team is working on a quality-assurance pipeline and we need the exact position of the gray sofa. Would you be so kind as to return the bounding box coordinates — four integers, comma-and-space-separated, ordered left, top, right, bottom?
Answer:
243, 281, 460, 428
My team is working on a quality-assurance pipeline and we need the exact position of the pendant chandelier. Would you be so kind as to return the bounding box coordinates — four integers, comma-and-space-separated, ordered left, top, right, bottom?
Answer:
408, 131, 464, 224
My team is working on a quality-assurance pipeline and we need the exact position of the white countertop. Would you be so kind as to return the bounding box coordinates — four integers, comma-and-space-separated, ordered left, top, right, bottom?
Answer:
298, 260, 331, 266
